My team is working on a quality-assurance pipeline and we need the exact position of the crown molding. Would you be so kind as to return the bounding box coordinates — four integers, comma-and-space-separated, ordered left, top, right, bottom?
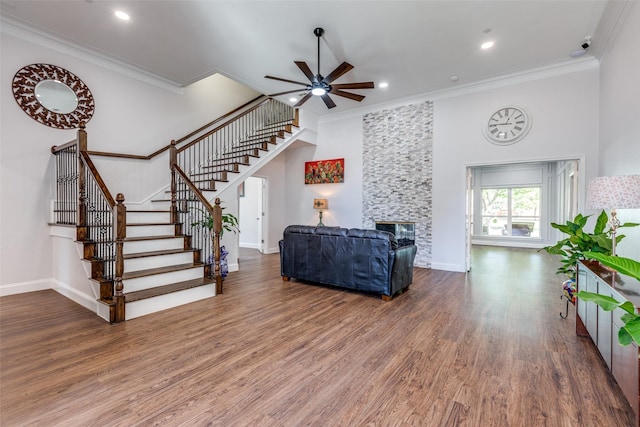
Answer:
318, 56, 599, 124
1, 15, 184, 94
591, 0, 635, 63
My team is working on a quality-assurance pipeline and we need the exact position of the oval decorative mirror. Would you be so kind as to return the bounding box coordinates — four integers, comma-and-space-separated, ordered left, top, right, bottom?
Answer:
12, 63, 95, 129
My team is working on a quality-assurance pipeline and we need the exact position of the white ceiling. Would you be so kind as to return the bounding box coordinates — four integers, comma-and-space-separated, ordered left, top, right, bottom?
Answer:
0, 0, 622, 115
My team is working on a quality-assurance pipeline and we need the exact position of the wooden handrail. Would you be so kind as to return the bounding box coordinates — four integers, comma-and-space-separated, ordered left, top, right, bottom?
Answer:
80, 151, 116, 207
172, 164, 223, 293
86, 95, 267, 160
172, 165, 215, 213
176, 97, 274, 154
51, 138, 79, 154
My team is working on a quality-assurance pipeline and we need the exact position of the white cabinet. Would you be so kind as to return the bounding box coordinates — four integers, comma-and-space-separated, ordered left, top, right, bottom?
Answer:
576, 261, 640, 426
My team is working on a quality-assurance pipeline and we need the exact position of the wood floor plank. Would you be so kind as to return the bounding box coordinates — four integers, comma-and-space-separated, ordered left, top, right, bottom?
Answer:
0, 246, 635, 426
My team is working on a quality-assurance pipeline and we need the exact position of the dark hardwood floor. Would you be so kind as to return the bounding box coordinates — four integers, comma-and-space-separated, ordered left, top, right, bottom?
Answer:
0, 246, 635, 426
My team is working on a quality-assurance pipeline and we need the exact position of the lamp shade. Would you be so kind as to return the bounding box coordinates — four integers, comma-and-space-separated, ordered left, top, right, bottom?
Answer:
313, 198, 328, 210
587, 175, 640, 209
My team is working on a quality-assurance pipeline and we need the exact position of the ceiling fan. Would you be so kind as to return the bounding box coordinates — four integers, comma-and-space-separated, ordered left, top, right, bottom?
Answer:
265, 28, 375, 109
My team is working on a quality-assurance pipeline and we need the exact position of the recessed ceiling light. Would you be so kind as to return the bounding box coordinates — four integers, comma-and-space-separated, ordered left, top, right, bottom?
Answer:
481, 41, 494, 50
114, 10, 130, 21
450, 75, 459, 82
379, 82, 389, 88
289, 97, 297, 102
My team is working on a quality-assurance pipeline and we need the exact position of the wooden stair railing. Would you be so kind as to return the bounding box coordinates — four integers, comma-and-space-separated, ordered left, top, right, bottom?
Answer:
170, 155, 223, 293
85, 95, 268, 160
50, 96, 296, 321
51, 122, 126, 322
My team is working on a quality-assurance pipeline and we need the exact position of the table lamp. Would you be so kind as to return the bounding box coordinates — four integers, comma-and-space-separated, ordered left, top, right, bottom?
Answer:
313, 198, 328, 226
587, 175, 640, 255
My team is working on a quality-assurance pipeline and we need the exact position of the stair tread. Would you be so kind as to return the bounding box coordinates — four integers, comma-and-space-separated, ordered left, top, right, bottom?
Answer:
123, 248, 194, 260
127, 222, 175, 226
124, 277, 215, 303
125, 235, 184, 242
122, 263, 203, 280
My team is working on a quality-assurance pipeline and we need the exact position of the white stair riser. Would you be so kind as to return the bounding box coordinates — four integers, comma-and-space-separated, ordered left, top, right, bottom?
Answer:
127, 211, 171, 224
124, 238, 184, 255
123, 267, 203, 293
125, 284, 216, 320
127, 224, 175, 238
124, 252, 195, 272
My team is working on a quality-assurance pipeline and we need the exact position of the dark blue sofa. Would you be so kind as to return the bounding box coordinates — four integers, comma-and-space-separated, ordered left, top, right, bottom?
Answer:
279, 225, 417, 300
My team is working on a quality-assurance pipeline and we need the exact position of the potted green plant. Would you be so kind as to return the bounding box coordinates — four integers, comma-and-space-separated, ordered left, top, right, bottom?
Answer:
190, 205, 239, 279
540, 210, 635, 280
577, 251, 640, 346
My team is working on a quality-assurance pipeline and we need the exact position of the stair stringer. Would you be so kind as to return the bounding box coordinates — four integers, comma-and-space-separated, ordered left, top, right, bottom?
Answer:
134, 126, 317, 210
201, 127, 317, 201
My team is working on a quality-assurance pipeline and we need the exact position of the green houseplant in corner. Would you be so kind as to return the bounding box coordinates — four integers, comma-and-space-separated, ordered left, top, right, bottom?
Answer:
577, 252, 640, 347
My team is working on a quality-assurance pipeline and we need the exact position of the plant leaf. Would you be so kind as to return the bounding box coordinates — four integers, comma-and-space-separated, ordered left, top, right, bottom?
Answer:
594, 210, 608, 234
620, 316, 640, 346
576, 291, 626, 311
583, 252, 640, 281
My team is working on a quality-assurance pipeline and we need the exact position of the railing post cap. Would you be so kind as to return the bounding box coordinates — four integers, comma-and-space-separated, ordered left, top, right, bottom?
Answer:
215, 197, 221, 205
79, 122, 86, 129
171, 139, 176, 146
116, 193, 125, 203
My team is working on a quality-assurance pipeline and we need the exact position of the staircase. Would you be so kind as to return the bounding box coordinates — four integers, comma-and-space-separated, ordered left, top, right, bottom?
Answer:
94, 203, 215, 321
51, 97, 304, 323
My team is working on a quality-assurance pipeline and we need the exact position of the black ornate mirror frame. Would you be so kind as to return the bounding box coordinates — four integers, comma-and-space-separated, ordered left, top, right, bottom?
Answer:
12, 63, 95, 129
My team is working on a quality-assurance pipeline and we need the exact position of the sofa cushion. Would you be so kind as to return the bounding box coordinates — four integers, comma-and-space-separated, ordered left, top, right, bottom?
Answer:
316, 227, 348, 237
284, 225, 317, 234
347, 228, 398, 249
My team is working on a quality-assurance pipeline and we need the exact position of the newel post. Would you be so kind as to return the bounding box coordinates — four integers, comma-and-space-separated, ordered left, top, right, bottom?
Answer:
77, 122, 88, 233
169, 140, 178, 224
114, 193, 126, 322
213, 198, 223, 294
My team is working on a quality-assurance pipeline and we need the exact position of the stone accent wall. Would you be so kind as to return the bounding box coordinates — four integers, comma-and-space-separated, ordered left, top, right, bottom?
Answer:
362, 101, 433, 267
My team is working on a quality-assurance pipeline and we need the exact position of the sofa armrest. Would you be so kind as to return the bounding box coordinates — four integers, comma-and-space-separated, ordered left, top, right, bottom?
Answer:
390, 245, 417, 295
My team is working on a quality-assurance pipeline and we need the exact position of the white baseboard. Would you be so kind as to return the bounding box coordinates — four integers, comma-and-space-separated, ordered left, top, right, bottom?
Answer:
265, 246, 280, 255
52, 280, 99, 314
429, 262, 466, 272
0, 278, 53, 297
239, 242, 261, 250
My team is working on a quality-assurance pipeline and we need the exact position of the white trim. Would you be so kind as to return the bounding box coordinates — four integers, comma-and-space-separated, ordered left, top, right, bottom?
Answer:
52, 280, 99, 313
1, 16, 184, 94
429, 262, 466, 273
239, 243, 261, 250
265, 246, 280, 255
0, 279, 53, 296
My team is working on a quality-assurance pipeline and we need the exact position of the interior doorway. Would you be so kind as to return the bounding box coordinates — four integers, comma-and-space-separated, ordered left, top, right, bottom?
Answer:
465, 159, 580, 272
239, 176, 266, 253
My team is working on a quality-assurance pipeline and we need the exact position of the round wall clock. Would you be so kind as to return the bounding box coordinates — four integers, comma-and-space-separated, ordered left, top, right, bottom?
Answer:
484, 106, 531, 145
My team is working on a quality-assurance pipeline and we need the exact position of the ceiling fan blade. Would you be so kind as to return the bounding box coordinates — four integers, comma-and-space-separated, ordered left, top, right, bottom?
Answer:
294, 61, 316, 83
331, 82, 375, 90
268, 89, 310, 97
330, 89, 366, 102
294, 92, 313, 107
264, 75, 309, 86
323, 62, 354, 84
321, 94, 337, 109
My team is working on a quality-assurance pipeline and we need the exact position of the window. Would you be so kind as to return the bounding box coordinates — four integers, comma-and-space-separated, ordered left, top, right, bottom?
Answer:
481, 187, 540, 238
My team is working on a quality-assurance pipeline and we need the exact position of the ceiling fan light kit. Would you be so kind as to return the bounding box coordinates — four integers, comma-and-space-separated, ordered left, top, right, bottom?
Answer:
265, 27, 374, 109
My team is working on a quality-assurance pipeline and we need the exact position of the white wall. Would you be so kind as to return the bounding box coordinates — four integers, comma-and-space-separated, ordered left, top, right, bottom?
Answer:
284, 116, 364, 229
598, 1, 640, 261
283, 64, 600, 272
0, 32, 259, 292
